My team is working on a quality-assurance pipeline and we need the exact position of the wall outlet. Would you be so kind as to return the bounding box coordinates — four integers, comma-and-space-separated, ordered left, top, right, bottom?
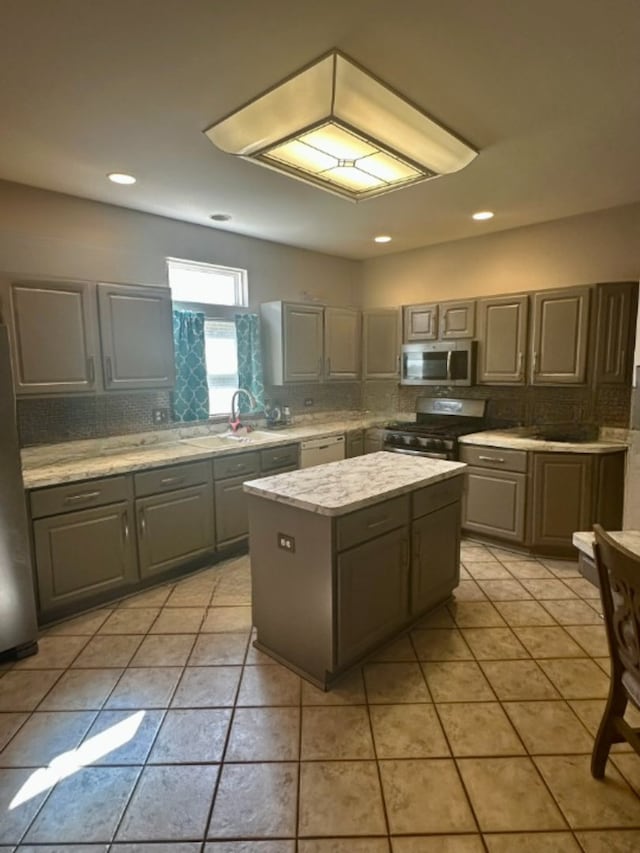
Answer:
304, 398, 314, 407
152, 408, 169, 424
277, 533, 295, 553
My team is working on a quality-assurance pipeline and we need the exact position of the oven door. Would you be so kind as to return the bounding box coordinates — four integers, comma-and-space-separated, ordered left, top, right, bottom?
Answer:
401, 342, 475, 386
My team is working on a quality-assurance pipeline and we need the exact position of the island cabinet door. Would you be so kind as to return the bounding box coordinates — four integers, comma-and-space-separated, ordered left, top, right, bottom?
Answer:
336, 526, 410, 667
136, 483, 215, 578
411, 502, 460, 615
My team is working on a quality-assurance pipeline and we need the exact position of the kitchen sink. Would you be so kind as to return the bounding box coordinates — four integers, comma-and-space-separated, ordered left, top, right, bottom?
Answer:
181, 431, 276, 449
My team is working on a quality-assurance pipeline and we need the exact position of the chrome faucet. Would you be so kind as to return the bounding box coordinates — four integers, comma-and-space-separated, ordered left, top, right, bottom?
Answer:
230, 388, 257, 430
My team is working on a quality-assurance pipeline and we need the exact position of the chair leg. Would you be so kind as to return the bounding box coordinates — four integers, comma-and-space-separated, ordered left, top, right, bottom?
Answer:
591, 680, 628, 779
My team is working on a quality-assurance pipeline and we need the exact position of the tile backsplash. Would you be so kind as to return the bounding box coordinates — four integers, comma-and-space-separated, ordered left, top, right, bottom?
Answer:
17, 379, 630, 447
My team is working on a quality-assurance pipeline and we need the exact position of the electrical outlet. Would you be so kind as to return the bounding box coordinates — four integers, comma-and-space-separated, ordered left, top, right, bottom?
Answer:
277, 533, 295, 553
304, 398, 314, 407
152, 408, 169, 424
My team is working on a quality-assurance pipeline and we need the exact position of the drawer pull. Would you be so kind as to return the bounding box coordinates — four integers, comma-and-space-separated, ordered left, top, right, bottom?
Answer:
478, 455, 505, 464
105, 356, 113, 383
122, 513, 130, 542
64, 490, 101, 504
366, 515, 389, 529
139, 510, 146, 536
86, 356, 95, 384
160, 476, 184, 486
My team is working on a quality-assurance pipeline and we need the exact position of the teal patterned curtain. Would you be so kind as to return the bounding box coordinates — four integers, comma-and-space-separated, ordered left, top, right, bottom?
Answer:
235, 313, 265, 415
172, 309, 210, 422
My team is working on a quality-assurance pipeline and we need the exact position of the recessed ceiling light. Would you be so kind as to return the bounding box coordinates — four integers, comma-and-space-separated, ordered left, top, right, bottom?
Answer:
472, 210, 494, 221
210, 213, 232, 222
107, 172, 136, 185
374, 235, 392, 243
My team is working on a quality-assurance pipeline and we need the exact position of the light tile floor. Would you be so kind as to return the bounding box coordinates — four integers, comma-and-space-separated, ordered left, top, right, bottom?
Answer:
1, 541, 639, 851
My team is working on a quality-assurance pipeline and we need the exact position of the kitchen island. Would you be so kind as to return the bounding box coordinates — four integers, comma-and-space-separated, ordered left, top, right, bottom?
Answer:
244, 452, 466, 688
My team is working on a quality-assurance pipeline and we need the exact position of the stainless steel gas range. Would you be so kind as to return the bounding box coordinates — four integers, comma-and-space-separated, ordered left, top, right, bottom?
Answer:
382, 397, 487, 460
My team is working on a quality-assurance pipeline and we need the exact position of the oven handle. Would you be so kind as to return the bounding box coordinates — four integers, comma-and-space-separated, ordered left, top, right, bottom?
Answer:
383, 446, 450, 460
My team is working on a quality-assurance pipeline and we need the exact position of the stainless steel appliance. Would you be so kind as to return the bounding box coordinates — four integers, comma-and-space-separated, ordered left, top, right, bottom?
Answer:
0, 325, 38, 660
383, 397, 487, 459
401, 340, 477, 386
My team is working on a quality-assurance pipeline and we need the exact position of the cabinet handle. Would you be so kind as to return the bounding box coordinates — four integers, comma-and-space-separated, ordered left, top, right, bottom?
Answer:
160, 475, 184, 486
446, 350, 453, 381
122, 513, 130, 542
517, 352, 523, 378
86, 356, 95, 384
105, 356, 113, 383
318, 356, 323, 376
478, 455, 505, 463
139, 510, 146, 537
532, 351, 538, 374
327, 357, 331, 375
366, 515, 389, 529
64, 490, 101, 504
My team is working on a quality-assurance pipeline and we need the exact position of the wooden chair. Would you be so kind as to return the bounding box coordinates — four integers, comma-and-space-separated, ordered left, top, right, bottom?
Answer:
591, 524, 640, 777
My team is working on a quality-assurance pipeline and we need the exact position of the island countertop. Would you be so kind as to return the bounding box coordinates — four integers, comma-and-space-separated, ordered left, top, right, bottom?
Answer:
573, 529, 640, 560
243, 452, 466, 517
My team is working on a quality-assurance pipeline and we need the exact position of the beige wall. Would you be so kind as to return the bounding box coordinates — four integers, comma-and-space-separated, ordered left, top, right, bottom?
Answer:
360, 202, 640, 308
0, 180, 360, 310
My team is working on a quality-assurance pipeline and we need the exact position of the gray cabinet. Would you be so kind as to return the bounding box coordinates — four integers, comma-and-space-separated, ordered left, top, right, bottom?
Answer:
412, 502, 461, 614
364, 428, 385, 454
477, 294, 528, 384
7, 280, 100, 395
463, 467, 527, 543
346, 429, 364, 457
530, 453, 593, 550
324, 307, 361, 380
97, 283, 175, 390
530, 286, 590, 384
440, 299, 476, 339
283, 303, 324, 382
215, 475, 250, 546
336, 526, 410, 666
404, 303, 438, 342
362, 309, 400, 379
594, 282, 638, 385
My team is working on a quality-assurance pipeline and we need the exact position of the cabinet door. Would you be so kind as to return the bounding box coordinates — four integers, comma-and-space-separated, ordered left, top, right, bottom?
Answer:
34, 501, 136, 613
346, 430, 364, 457
362, 309, 400, 379
477, 294, 528, 384
462, 466, 527, 543
215, 474, 250, 546
530, 453, 592, 549
8, 280, 99, 395
439, 299, 476, 339
324, 307, 361, 380
337, 526, 409, 666
594, 282, 638, 384
283, 303, 324, 382
411, 501, 461, 615
136, 483, 215, 577
98, 283, 175, 390
364, 428, 384, 454
404, 303, 438, 342
530, 287, 590, 384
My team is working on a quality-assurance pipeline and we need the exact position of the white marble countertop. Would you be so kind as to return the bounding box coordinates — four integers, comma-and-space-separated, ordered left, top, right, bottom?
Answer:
460, 428, 628, 454
21, 415, 394, 490
243, 452, 466, 517
573, 530, 640, 559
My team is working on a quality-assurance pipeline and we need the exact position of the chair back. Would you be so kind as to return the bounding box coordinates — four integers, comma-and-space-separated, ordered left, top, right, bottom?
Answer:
593, 524, 640, 706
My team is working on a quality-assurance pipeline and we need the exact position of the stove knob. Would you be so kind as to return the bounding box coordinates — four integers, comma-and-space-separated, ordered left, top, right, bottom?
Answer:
443, 440, 455, 451
431, 439, 443, 450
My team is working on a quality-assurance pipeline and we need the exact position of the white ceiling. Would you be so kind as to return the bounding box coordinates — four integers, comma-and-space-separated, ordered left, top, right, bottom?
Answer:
2, 0, 640, 260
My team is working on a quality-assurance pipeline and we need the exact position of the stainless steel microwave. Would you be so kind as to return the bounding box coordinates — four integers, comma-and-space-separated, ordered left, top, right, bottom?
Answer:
401, 341, 477, 386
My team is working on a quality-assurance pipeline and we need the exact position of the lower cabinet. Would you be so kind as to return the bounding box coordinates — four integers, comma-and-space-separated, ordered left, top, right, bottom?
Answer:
411, 501, 461, 614
337, 526, 409, 666
136, 483, 215, 578
346, 429, 364, 457
529, 453, 593, 550
34, 501, 137, 613
364, 428, 385, 454
463, 467, 527, 543
215, 475, 250, 546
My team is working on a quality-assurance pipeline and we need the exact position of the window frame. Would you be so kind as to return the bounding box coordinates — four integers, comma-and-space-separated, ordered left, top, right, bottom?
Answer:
166, 257, 248, 308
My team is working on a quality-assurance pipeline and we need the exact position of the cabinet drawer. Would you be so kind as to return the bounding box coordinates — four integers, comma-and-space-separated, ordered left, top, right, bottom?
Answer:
260, 444, 299, 473
134, 460, 210, 498
336, 495, 409, 552
30, 475, 129, 519
412, 475, 463, 519
460, 445, 528, 473
214, 451, 260, 480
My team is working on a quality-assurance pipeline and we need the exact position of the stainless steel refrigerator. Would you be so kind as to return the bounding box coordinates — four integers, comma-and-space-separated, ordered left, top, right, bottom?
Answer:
0, 324, 38, 659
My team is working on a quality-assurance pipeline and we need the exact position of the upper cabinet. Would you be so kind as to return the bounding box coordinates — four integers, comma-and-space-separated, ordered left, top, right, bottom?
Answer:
261, 301, 360, 385
363, 309, 401, 379
97, 284, 175, 391
5, 278, 175, 396
402, 298, 475, 342
530, 286, 590, 384
477, 294, 529, 384
7, 280, 100, 395
594, 282, 638, 385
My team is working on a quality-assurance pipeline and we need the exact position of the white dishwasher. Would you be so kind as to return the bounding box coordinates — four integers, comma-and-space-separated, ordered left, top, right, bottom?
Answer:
300, 434, 346, 469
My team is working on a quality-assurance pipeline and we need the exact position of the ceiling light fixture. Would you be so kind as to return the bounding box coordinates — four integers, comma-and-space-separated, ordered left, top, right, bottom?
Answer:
107, 172, 136, 185
472, 210, 494, 220
374, 235, 392, 243
205, 50, 477, 202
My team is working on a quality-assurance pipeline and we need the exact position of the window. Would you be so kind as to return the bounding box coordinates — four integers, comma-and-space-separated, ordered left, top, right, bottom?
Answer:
167, 258, 249, 416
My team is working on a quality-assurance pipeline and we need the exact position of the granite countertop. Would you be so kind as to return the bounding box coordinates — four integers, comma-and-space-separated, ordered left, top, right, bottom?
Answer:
460, 428, 628, 454
573, 530, 640, 560
21, 415, 395, 490
243, 452, 466, 517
